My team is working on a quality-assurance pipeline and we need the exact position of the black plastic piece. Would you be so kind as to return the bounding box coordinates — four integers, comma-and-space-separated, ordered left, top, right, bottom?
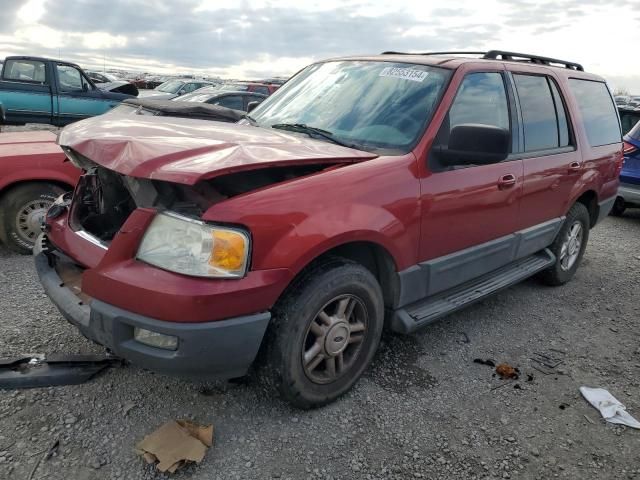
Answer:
0, 354, 122, 389
438, 124, 510, 166
380, 50, 584, 71
391, 249, 556, 333
483, 50, 584, 71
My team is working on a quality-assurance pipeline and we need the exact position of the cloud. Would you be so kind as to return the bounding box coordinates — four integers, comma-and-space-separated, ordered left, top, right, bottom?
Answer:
0, 0, 637, 91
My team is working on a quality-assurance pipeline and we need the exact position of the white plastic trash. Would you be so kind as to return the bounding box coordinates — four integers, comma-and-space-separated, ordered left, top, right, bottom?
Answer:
580, 386, 640, 429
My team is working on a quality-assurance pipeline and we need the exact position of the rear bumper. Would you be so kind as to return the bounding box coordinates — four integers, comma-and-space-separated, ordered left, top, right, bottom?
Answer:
35, 246, 270, 379
618, 183, 640, 205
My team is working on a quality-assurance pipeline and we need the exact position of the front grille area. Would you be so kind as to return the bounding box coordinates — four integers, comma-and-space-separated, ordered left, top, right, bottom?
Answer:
69, 167, 137, 243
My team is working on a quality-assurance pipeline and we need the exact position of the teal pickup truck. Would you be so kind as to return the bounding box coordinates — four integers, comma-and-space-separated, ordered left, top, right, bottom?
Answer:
0, 56, 135, 127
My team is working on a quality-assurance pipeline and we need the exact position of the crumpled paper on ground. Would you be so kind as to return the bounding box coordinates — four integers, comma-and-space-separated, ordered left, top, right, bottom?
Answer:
580, 386, 640, 429
135, 420, 214, 473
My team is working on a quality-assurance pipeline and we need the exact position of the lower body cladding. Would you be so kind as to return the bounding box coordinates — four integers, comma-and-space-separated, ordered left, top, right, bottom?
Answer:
34, 248, 270, 380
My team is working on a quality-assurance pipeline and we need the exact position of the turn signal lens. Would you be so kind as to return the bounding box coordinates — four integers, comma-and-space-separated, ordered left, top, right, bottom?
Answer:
210, 230, 247, 272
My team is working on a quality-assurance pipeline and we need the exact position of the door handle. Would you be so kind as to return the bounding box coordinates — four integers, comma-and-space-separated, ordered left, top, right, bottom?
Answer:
569, 161, 581, 172
498, 173, 517, 190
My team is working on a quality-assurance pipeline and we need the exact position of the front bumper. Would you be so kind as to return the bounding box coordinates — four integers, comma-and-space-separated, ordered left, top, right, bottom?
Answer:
35, 245, 271, 380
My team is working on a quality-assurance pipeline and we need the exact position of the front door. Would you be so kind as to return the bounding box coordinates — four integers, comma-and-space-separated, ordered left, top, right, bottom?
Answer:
55, 64, 116, 125
418, 71, 523, 295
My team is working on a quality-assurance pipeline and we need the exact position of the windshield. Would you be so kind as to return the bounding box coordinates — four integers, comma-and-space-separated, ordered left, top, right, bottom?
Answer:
250, 61, 451, 153
156, 80, 184, 94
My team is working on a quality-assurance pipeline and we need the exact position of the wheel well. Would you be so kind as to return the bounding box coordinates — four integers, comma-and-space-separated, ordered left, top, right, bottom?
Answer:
574, 190, 598, 227
0, 179, 73, 202
297, 241, 400, 308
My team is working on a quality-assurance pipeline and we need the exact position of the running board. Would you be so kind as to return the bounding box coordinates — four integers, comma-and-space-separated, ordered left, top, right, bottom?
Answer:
390, 249, 556, 334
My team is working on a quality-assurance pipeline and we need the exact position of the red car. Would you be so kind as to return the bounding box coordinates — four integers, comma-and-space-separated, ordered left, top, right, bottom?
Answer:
0, 131, 80, 253
36, 51, 622, 408
218, 81, 279, 95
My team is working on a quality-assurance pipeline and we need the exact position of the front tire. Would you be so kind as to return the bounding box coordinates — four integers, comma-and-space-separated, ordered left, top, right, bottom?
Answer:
0, 183, 65, 254
539, 202, 590, 286
260, 259, 384, 409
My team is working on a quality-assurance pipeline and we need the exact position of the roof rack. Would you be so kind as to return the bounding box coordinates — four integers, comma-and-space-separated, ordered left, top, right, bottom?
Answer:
380, 50, 584, 71
483, 50, 584, 71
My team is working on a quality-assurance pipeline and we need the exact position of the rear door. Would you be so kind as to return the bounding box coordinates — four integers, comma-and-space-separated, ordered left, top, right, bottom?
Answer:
419, 69, 524, 294
0, 58, 53, 124
509, 69, 582, 230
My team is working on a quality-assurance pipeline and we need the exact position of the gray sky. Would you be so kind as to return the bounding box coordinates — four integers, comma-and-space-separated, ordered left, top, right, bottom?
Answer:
1, 0, 639, 92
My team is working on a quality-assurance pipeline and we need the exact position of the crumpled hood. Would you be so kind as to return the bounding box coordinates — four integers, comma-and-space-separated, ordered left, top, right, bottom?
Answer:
57, 115, 377, 185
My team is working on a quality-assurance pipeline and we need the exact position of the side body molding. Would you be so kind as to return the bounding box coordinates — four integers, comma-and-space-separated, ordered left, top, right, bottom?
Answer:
395, 217, 564, 308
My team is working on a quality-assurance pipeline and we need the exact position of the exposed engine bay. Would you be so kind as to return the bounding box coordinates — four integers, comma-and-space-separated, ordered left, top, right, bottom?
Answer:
66, 149, 336, 243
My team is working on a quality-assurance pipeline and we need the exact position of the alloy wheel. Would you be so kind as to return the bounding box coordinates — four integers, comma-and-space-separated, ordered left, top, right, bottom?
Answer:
302, 294, 368, 384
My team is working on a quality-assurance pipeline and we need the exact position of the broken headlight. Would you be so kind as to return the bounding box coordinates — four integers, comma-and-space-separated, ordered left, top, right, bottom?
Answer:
136, 212, 250, 278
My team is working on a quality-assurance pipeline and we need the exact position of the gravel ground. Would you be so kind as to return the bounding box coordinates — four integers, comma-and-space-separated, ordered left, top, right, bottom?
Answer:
0, 213, 639, 480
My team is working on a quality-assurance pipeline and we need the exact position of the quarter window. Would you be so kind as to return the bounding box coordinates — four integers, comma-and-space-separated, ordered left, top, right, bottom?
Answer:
569, 79, 621, 147
513, 74, 567, 151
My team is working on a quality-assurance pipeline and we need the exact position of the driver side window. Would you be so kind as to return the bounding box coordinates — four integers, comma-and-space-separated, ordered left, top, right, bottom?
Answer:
430, 72, 510, 171
57, 65, 89, 92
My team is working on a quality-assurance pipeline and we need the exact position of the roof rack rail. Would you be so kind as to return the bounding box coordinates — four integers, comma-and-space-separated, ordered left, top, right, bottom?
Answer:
381, 51, 486, 56
380, 50, 584, 71
483, 50, 584, 71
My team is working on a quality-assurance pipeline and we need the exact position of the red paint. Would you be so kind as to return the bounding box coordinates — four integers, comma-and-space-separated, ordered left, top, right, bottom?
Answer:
48, 56, 621, 323
58, 116, 376, 185
0, 131, 80, 192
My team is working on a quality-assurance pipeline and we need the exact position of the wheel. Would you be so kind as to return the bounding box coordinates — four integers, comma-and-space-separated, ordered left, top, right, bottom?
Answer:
259, 259, 384, 409
539, 202, 590, 286
609, 196, 626, 217
0, 183, 65, 254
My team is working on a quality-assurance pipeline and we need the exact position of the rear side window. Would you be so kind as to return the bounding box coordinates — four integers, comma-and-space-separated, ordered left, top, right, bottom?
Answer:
569, 79, 621, 147
620, 110, 640, 135
254, 86, 270, 95
513, 74, 570, 151
3, 59, 47, 83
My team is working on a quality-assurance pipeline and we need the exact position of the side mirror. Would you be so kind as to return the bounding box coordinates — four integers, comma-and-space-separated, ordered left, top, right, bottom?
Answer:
247, 101, 260, 113
438, 124, 510, 166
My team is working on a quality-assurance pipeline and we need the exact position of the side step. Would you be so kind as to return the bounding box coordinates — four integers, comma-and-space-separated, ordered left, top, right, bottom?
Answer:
390, 249, 555, 334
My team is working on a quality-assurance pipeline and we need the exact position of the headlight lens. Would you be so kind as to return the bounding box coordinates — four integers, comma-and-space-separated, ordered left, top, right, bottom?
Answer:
136, 212, 249, 278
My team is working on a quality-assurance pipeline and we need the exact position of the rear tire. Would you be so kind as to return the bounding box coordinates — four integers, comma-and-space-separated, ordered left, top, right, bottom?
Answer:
539, 202, 590, 286
0, 183, 65, 254
609, 196, 626, 217
259, 259, 384, 409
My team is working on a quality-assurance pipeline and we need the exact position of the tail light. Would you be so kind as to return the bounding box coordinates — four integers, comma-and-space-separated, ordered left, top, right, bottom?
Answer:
623, 141, 637, 155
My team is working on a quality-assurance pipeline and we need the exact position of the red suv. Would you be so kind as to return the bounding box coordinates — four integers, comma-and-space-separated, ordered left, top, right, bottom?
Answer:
36, 51, 622, 408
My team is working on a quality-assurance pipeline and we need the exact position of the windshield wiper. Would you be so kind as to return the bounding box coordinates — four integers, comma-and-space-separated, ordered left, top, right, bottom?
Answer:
271, 123, 359, 149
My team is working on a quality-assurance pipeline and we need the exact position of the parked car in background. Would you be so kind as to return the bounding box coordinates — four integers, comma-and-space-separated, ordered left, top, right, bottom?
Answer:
0, 131, 80, 253
611, 120, 640, 216
37, 50, 621, 408
0, 56, 135, 126
86, 71, 121, 84
177, 88, 267, 111
618, 106, 640, 134
615, 95, 630, 105
137, 79, 214, 100
219, 81, 279, 95
108, 98, 246, 122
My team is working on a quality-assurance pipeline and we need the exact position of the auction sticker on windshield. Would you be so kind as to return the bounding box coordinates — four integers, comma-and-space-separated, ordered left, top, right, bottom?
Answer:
379, 67, 429, 82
